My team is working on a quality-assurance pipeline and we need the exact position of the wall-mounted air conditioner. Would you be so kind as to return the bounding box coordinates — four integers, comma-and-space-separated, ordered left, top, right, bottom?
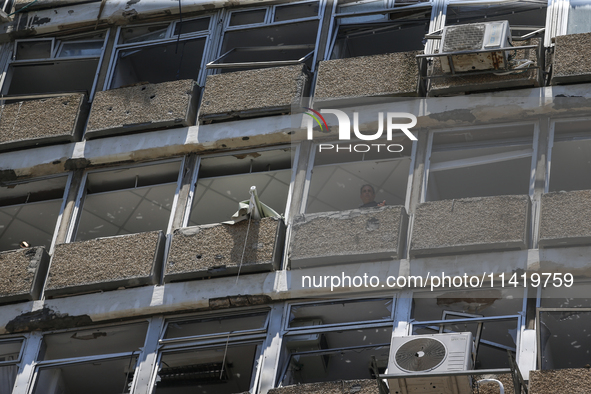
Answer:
387, 332, 474, 394
440, 21, 512, 73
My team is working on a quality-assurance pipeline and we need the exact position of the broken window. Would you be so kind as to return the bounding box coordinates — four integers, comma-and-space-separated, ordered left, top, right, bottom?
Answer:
425, 124, 536, 201
187, 149, 293, 226
548, 120, 591, 192
306, 137, 413, 213
72, 161, 182, 242
154, 311, 269, 393
278, 297, 394, 386
31, 322, 148, 394
0, 176, 67, 252
109, 16, 213, 89
411, 288, 523, 369
539, 283, 591, 370
207, 1, 322, 72
3, 31, 108, 99
329, 0, 432, 59
0, 338, 24, 394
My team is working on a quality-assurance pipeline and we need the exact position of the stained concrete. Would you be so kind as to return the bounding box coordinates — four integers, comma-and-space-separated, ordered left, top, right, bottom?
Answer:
552, 32, 591, 85
539, 190, 591, 248
410, 195, 530, 257
199, 65, 309, 122
165, 217, 284, 281
45, 231, 164, 297
313, 51, 420, 103
0, 94, 85, 151
529, 369, 591, 394
429, 39, 540, 96
269, 380, 379, 394
290, 206, 407, 268
86, 79, 198, 139
0, 247, 49, 303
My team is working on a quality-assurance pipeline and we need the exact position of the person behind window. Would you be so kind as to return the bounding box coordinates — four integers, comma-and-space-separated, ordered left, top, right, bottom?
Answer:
359, 184, 385, 208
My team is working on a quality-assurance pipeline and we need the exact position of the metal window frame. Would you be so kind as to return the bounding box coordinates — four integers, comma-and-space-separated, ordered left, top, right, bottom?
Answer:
104, 14, 216, 91
0, 172, 72, 256
216, 0, 326, 73
326, 0, 435, 60
66, 157, 186, 243
0, 336, 26, 366
421, 121, 540, 203
283, 296, 397, 333
301, 136, 417, 214
159, 308, 271, 345
4, 31, 110, 101
182, 144, 297, 228
536, 307, 591, 370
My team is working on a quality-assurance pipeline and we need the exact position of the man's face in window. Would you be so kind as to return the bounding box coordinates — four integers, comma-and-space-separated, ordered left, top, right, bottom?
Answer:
360, 186, 375, 205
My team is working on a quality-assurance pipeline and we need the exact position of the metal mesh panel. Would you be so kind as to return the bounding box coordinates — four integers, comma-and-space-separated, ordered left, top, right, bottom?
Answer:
394, 337, 447, 372
442, 24, 485, 52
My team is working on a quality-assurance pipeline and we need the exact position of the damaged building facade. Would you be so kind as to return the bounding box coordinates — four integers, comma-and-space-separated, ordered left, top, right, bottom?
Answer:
0, 0, 591, 393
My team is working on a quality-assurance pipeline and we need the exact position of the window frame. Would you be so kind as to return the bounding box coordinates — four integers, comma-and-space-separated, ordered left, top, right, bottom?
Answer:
209, 0, 326, 72
276, 295, 396, 387
326, 0, 436, 60
104, 14, 217, 90
28, 319, 151, 394
422, 121, 539, 203
182, 144, 298, 228
1, 31, 110, 101
66, 157, 186, 244
151, 309, 271, 394
301, 136, 417, 215
0, 173, 71, 255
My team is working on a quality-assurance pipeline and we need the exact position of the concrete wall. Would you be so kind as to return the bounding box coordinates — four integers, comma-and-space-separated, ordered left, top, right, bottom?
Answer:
0, 247, 49, 303
290, 206, 407, 268
45, 231, 164, 297
313, 51, 420, 104
0, 94, 86, 151
199, 65, 309, 122
269, 380, 379, 394
86, 79, 199, 139
429, 39, 541, 96
165, 217, 285, 282
410, 195, 530, 257
552, 32, 591, 85
529, 369, 591, 394
539, 190, 591, 248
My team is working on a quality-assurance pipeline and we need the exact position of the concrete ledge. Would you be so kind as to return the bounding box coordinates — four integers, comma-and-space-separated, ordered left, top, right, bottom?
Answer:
199, 65, 309, 122
290, 206, 407, 268
45, 231, 164, 298
539, 190, 591, 248
552, 32, 591, 85
529, 369, 591, 394
269, 380, 378, 394
313, 52, 420, 105
0, 247, 49, 304
410, 195, 530, 257
85, 79, 199, 139
0, 94, 86, 152
428, 39, 541, 96
165, 217, 285, 282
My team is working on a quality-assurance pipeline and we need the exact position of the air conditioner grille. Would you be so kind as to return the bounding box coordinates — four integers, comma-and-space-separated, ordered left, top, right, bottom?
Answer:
443, 24, 485, 52
394, 337, 447, 372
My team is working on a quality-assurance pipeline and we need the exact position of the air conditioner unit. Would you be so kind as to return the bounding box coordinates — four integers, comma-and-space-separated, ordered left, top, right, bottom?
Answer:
439, 21, 512, 73
387, 332, 474, 394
